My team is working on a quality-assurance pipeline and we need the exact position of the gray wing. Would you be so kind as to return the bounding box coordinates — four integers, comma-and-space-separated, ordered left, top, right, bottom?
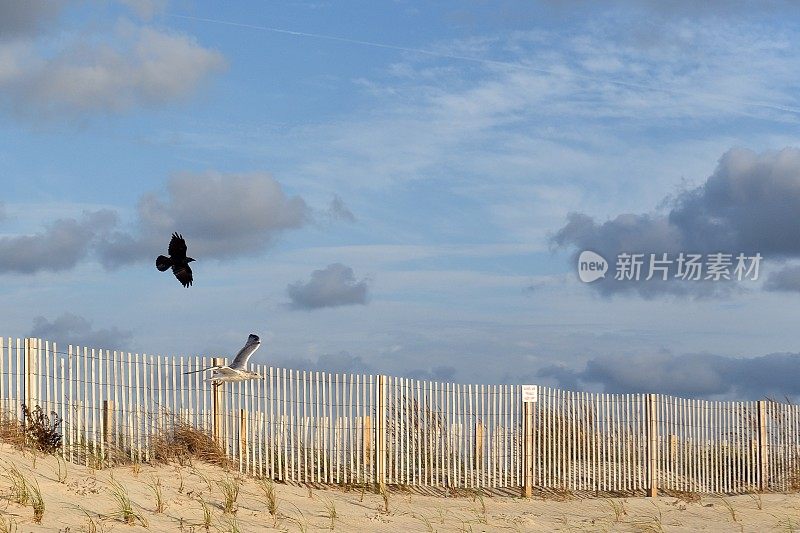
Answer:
229, 334, 261, 369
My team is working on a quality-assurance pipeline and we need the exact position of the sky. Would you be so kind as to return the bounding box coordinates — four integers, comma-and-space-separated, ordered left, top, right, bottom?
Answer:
3, 0, 800, 400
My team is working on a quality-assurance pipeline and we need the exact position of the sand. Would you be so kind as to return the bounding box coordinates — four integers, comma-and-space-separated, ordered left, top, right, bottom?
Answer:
2, 443, 800, 532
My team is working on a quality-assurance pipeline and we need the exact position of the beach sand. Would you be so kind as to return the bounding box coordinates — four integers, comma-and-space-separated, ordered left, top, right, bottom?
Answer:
1, 443, 799, 532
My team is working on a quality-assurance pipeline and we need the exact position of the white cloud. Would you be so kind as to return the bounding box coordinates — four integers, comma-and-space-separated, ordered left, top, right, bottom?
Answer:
97, 171, 309, 267
0, 24, 225, 121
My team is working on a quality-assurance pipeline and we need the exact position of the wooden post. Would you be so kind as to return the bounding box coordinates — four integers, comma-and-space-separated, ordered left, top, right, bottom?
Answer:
522, 400, 534, 497
758, 400, 768, 491
377, 375, 387, 488
212, 358, 224, 446
669, 434, 677, 463
363, 415, 372, 466
475, 421, 484, 468
24, 338, 36, 410
648, 394, 658, 497
240, 409, 248, 469
24, 338, 30, 412
103, 400, 113, 466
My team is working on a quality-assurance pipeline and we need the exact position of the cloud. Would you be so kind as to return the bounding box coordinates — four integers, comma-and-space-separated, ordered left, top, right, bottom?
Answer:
405, 365, 457, 381
273, 351, 375, 374
96, 171, 309, 268
325, 195, 356, 223
0, 210, 116, 274
0, 25, 225, 121
552, 147, 800, 296
765, 264, 800, 292
0, 0, 64, 40
539, 350, 800, 400
118, 0, 167, 20
29, 312, 133, 349
287, 263, 369, 310
271, 353, 454, 380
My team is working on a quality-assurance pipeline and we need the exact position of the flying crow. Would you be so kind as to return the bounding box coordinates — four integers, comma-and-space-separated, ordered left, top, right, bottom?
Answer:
156, 232, 195, 287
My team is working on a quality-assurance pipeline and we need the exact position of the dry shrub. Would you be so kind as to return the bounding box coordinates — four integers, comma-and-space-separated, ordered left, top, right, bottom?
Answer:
0, 413, 25, 448
21, 405, 62, 454
151, 421, 230, 468
788, 453, 800, 491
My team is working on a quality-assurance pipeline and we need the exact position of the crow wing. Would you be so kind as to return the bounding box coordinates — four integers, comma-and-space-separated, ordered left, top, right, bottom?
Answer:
229, 334, 261, 370
172, 263, 193, 288
168, 232, 188, 260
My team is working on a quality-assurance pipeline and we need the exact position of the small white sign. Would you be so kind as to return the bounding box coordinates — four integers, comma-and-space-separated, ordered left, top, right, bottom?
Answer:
521, 385, 538, 403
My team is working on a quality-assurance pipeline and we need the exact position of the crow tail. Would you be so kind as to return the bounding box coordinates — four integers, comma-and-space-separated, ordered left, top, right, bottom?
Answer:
156, 255, 172, 272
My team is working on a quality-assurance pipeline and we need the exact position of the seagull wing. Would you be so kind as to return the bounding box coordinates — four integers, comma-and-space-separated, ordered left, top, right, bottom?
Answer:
168, 232, 188, 260
208, 366, 238, 382
229, 334, 261, 369
172, 263, 193, 288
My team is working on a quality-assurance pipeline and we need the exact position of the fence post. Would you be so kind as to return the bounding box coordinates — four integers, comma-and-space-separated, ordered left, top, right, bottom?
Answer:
522, 400, 534, 497
758, 399, 768, 491
240, 408, 247, 473
363, 416, 372, 466
475, 422, 484, 468
376, 375, 387, 488
103, 400, 113, 466
24, 338, 30, 412
23, 338, 41, 412
648, 394, 658, 497
24, 338, 32, 410
212, 358, 224, 446
669, 434, 677, 464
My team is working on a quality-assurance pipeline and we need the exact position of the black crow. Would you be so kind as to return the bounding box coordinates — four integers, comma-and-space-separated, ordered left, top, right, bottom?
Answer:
156, 232, 195, 287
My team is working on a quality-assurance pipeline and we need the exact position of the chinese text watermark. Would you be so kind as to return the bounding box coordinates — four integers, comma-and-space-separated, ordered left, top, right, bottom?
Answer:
578, 251, 762, 283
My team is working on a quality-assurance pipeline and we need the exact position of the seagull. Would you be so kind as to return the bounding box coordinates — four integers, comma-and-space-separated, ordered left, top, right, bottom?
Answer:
156, 232, 195, 288
184, 334, 262, 383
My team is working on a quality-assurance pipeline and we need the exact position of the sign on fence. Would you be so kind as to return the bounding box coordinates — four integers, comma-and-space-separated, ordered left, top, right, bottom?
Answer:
521, 384, 538, 403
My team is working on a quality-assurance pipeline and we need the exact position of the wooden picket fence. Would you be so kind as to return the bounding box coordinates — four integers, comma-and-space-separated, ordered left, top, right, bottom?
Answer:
1, 337, 799, 496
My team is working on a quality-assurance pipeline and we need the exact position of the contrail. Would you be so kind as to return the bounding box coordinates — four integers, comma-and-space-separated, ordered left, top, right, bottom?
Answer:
167, 12, 800, 117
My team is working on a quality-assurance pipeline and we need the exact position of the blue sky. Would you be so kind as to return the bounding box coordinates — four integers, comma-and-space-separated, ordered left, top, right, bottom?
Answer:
4, 1, 800, 398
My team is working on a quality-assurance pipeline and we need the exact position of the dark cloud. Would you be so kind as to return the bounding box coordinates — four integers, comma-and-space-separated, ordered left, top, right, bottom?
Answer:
1, 26, 225, 121
29, 312, 133, 350
765, 264, 800, 292
326, 195, 356, 223
0, 0, 64, 39
0, 210, 116, 274
271, 354, 454, 381
537, 0, 793, 19
96, 172, 309, 268
539, 351, 800, 400
405, 365, 457, 381
287, 263, 369, 310
552, 147, 800, 297
273, 351, 375, 375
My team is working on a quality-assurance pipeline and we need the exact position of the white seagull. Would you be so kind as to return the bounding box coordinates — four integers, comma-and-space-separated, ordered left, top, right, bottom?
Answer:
186, 334, 262, 383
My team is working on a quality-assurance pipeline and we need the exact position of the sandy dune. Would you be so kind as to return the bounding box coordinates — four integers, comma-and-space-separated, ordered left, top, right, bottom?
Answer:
2, 443, 800, 532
